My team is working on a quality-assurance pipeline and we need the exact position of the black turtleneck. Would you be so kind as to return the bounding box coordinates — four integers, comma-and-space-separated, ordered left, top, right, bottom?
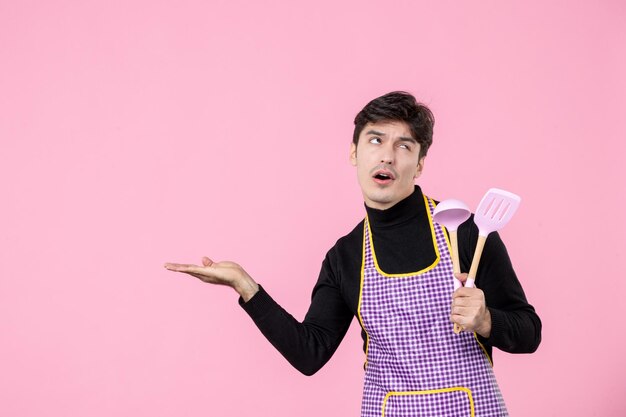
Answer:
364, 186, 437, 274
240, 186, 542, 376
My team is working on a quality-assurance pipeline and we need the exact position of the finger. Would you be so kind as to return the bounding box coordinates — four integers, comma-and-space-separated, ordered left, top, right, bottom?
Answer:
452, 285, 472, 296
202, 257, 214, 267
451, 289, 469, 301
177, 271, 207, 281
164, 263, 205, 274
451, 298, 471, 309
451, 313, 474, 331
451, 302, 463, 314
450, 313, 466, 328
452, 306, 476, 317
164, 262, 193, 271
454, 287, 482, 298
189, 272, 220, 283
164, 263, 189, 271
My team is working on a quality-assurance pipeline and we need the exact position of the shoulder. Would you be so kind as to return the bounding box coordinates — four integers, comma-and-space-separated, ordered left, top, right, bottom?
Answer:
331, 219, 365, 254
317, 219, 365, 307
322, 219, 365, 273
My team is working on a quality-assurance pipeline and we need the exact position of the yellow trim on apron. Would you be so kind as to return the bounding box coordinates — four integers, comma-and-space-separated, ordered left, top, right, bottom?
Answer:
382, 387, 475, 417
366, 194, 441, 278
356, 222, 370, 369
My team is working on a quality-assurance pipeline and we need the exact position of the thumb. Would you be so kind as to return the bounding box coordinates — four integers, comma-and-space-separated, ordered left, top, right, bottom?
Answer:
202, 256, 214, 267
455, 272, 468, 284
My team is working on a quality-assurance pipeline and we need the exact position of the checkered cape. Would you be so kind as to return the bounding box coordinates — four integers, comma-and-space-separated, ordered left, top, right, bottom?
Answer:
358, 197, 508, 416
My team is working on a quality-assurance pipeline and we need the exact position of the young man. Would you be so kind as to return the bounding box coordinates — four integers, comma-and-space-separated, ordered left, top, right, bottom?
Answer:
165, 92, 541, 416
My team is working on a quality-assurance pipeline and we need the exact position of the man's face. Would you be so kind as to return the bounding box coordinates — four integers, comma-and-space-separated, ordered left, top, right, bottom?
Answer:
350, 120, 425, 210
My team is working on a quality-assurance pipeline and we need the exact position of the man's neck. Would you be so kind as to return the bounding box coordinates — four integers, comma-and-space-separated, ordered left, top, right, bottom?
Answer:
365, 185, 424, 228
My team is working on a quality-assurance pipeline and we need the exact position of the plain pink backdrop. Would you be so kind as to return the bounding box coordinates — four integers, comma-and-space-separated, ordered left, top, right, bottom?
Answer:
1, 1, 625, 416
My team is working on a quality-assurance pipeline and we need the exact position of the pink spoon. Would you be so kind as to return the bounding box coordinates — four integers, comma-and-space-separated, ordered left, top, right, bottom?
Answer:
433, 199, 471, 291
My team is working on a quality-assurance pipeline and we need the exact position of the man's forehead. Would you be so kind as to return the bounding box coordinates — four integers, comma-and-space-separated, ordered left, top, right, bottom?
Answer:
362, 121, 415, 141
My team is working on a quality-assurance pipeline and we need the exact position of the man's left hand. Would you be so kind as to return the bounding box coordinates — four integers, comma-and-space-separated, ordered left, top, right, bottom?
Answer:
450, 273, 492, 338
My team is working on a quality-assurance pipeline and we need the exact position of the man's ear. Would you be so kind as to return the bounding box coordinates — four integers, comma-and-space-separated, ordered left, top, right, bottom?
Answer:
349, 143, 357, 166
414, 157, 425, 179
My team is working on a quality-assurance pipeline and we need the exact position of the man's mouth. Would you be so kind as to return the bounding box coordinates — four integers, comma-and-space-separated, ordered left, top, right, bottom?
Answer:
372, 169, 395, 185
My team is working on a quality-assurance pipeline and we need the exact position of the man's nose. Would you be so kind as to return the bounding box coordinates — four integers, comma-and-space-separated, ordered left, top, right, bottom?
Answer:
380, 146, 394, 164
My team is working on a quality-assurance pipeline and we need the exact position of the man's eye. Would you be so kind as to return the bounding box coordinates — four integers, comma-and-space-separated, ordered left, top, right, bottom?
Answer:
398, 143, 411, 150
369, 137, 382, 144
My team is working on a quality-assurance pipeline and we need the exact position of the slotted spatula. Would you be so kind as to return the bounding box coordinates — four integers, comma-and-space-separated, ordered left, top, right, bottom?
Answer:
455, 188, 521, 334
465, 188, 521, 288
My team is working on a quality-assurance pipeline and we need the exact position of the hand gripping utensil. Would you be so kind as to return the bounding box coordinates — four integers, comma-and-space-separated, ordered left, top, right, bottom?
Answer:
433, 199, 471, 291
452, 188, 521, 334
433, 198, 473, 335
436, 190, 521, 334
465, 188, 521, 291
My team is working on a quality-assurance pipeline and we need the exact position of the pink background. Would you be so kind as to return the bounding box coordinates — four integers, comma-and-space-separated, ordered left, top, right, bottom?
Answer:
1, 1, 625, 416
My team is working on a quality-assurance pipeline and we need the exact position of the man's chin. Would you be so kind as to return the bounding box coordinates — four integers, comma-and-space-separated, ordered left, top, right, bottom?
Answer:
364, 192, 397, 210
364, 187, 413, 209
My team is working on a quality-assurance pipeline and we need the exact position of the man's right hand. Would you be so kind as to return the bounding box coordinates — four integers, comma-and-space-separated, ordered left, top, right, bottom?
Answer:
164, 257, 259, 302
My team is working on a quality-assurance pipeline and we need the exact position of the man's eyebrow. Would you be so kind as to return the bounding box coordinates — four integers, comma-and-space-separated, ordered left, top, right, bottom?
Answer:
365, 130, 417, 143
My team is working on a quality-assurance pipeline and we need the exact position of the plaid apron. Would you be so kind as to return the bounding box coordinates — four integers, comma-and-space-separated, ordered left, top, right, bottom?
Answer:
358, 196, 508, 416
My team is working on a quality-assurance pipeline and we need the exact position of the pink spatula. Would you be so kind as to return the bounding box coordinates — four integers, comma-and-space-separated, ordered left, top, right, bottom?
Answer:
465, 188, 521, 288
456, 188, 521, 334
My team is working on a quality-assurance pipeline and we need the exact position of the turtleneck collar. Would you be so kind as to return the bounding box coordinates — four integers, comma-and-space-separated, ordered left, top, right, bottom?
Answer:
365, 185, 426, 228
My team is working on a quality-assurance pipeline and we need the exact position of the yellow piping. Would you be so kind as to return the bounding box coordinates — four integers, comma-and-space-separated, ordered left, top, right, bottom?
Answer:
356, 221, 370, 369
368, 194, 440, 278
474, 333, 493, 367
382, 387, 475, 417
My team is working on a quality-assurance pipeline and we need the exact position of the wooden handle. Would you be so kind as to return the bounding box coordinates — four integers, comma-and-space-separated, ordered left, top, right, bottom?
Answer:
453, 234, 486, 334
449, 230, 461, 275
467, 235, 487, 286
451, 230, 462, 334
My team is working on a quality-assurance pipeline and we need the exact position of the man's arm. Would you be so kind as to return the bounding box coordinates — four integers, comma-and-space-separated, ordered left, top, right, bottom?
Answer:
164, 252, 354, 375
455, 220, 542, 353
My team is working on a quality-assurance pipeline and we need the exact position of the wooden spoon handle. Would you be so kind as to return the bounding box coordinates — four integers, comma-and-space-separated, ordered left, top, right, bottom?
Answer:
453, 234, 487, 334
449, 230, 461, 275
450, 230, 463, 334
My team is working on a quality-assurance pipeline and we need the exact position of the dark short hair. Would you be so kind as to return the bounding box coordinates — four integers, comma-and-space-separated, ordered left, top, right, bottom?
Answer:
353, 91, 435, 159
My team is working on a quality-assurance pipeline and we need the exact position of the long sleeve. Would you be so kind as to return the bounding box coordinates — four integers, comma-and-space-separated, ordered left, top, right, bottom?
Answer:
236, 187, 541, 375
458, 219, 542, 354
239, 251, 354, 376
